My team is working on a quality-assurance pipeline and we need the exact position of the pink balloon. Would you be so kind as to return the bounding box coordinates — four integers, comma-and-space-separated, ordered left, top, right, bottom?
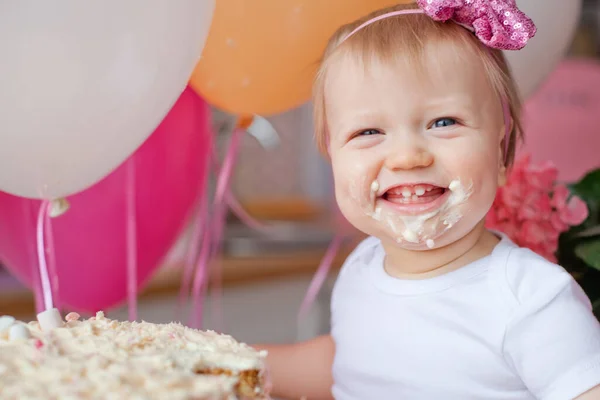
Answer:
519, 59, 600, 182
0, 87, 212, 313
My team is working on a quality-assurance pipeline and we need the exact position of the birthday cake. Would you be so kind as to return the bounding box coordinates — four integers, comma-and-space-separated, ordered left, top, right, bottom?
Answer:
0, 309, 269, 399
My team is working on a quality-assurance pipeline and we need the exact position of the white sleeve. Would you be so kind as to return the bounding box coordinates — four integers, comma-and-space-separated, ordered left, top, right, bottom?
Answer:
502, 255, 600, 400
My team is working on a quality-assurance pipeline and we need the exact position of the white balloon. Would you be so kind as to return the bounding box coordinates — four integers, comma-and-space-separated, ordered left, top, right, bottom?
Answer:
507, 0, 582, 99
0, 1, 215, 199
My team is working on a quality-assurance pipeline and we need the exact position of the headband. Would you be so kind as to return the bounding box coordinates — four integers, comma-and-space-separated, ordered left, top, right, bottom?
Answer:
342, 0, 536, 50
338, 1, 537, 163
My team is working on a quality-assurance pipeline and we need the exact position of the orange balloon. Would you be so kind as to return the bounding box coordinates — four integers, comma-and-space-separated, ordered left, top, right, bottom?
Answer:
190, 0, 405, 116
236, 115, 254, 130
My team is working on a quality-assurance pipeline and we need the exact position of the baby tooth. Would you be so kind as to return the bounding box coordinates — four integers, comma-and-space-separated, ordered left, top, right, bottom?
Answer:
402, 189, 412, 198
415, 186, 426, 196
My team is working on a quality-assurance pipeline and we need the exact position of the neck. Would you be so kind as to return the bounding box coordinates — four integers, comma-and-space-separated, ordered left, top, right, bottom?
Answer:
380, 221, 499, 279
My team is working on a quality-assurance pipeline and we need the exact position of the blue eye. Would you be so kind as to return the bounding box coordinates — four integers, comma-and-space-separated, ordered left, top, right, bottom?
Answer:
432, 118, 457, 128
357, 129, 382, 136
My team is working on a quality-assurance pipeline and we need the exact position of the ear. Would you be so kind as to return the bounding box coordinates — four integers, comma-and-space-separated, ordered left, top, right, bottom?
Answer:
498, 116, 513, 144
497, 117, 512, 187
497, 164, 507, 187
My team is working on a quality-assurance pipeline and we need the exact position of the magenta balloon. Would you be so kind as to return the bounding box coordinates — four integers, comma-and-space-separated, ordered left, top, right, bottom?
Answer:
519, 59, 600, 182
0, 87, 212, 313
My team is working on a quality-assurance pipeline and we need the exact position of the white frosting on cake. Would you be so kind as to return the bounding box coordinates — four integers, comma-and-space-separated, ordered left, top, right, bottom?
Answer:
0, 311, 267, 399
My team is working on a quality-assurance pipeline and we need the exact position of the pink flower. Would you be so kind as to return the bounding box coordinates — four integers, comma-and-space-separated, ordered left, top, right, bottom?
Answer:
549, 212, 568, 232
525, 160, 559, 191
499, 183, 524, 209
518, 220, 547, 245
485, 154, 589, 262
552, 185, 589, 226
518, 191, 552, 221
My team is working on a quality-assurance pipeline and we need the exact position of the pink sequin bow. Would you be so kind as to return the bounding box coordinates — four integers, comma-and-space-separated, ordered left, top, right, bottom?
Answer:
416, 0, 536, 50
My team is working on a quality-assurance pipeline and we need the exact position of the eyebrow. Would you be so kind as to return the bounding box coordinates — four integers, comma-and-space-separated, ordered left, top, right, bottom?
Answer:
332, 109, 386, 138
422, 95, 476, 111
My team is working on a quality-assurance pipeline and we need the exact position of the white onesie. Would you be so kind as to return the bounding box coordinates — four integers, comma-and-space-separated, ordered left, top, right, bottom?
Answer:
330, 234, 600, 400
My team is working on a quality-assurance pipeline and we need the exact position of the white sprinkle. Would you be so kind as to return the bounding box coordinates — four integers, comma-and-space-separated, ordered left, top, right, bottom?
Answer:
426, 239, 435, 249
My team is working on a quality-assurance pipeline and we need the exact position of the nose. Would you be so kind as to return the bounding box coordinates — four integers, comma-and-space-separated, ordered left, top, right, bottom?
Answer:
384, 135, 434, 171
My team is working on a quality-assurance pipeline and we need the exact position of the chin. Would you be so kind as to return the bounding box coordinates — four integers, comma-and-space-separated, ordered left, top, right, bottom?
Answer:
391, 240, 432, 251
383, 218, 484, 251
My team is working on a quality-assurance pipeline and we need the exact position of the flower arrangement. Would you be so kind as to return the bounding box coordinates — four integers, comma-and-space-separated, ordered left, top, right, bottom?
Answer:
486, 155, 600, 313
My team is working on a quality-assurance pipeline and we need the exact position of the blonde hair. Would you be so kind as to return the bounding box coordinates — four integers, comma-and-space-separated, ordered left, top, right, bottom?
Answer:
312, 3, 523, 167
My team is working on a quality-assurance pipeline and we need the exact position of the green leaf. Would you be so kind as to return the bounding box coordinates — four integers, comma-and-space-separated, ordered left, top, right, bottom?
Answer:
593, 298, 600, 312
574, 225, 600, 239
593, 298, 600, 321
570, 168, 600, 228
575, 239, 600, 270
571, 169, 600, 201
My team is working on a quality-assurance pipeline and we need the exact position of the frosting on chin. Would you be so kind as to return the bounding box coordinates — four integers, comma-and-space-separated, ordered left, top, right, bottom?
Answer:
0, 311, 267, 399
367, 178, 472, 247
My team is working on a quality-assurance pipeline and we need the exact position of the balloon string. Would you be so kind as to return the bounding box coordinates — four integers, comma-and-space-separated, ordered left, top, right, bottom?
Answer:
225, 189, 273, 234
298, 234, 345, 321
208, 203, 227, 333
178, 155, 212, 321
210, 127, 271, 234
126, 158, 138, 321
27, 201, 44, 314
189, 127, 244, 329
36, 200, 54, 311
214, 128, 243, 204
209, 134, 273, 235
44, 207, 60, 310
208, 127, 245, 333
188, 221, 211, 328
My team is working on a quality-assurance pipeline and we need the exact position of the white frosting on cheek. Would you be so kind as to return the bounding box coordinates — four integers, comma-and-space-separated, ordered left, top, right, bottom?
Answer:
370, 180, 380, 193
441, 179, 471, 229
369, 180, 380, 211
447, 179, 470, 208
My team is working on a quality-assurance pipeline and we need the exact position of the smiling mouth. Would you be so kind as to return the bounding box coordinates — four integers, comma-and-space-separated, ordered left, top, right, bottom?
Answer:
375, 183, 451, 215
383, 184, 447, 204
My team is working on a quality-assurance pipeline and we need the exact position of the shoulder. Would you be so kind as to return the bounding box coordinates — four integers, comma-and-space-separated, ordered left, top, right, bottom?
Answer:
338, 235, 382, 276
330, 236, 382, 306
493, 238, 600, 399
345, 235, 382, 262
490, 236, 587, 310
